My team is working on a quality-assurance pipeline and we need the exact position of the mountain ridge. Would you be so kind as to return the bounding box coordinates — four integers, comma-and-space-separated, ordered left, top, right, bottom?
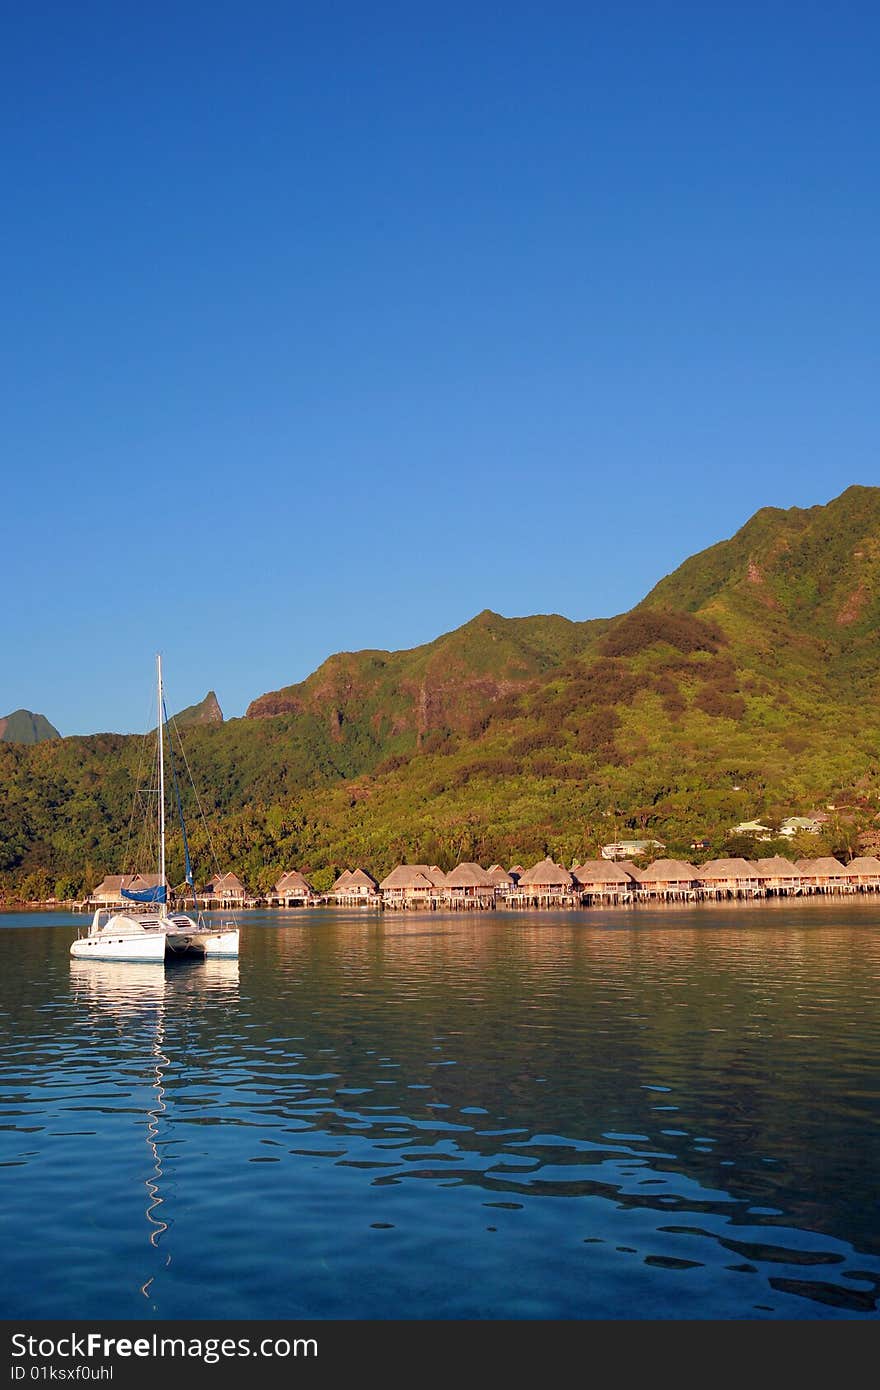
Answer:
3, 484, 880, 900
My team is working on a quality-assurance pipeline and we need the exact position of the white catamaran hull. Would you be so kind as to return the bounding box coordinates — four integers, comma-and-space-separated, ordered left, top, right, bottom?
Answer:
70, 656, 242, 967
166, 928, 240, 958
70, 930, 167, 963
71, 913, 239, 963
164, 915, 239, 957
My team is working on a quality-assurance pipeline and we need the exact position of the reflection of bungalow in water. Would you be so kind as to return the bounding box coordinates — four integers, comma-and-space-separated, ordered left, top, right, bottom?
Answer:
88, 873, 167, 907
199, 871, 249, 907
837, 856, 880, 891
443, 863, 496, 909
330, 868, 379, 905
269, 870, 317, 906
795, 857, 848, 893
696, 858, 761, 898
510, 858, 574, 907
637, 859, 699, 900
754, 856, 803, 896
379, 864, 446, 909
571, 860, 635, 903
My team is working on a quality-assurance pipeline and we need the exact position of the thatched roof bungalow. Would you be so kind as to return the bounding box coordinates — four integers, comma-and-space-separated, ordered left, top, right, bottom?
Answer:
486, 864, 515, 892
837, 855, 880, 888
379, 864, 446, 907
89, 873, 167, 907
637, 859, 699, 898
346, 868, 379, 895
795, 857, 847, 891
754, 857, 803, 894
443, 863, 495, 905
330, 868, 379, 903
696, 858, 760, 896
512, 858, 574, 904
271, 869, 316, 905
614, 861, 643, 882
571, 860, 636, 898
201, 871, 248, 903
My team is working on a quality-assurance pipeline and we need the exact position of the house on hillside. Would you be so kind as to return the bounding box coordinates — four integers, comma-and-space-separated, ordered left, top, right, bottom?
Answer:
779, 816, 823, 837
600, 839, 665, 861
729, 820, 774, 840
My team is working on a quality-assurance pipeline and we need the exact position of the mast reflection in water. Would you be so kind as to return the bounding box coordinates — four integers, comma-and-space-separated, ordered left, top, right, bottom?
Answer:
67, 954, 241, 1310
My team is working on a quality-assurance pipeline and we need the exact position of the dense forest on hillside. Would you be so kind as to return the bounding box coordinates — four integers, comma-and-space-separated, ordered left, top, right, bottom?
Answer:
3, 486, 880, 901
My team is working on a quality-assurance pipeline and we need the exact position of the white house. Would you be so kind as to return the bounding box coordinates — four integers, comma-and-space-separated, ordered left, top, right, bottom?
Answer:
600, 839, 665, 861
779, 816, 823, 837
729, 820, 774, 840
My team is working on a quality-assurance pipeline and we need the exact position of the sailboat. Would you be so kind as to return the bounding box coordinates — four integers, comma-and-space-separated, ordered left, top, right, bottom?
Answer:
70, 656, 240, 963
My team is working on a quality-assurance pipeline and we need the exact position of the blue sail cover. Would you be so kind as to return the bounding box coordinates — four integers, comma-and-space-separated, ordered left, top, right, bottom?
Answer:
121, 884, 167, 904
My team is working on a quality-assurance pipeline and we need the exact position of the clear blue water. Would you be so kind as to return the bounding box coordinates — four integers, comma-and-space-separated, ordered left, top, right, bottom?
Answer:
1, 901, 879, 1319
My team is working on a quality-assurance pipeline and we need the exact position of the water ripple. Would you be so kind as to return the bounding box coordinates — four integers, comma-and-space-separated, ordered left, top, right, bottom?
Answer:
0, 906, 879, 1318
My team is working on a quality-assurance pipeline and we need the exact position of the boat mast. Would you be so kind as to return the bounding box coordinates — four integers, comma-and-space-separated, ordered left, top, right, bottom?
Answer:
157, 653, 166, 901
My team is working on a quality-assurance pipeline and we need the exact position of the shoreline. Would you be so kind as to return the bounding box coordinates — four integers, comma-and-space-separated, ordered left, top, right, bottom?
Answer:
4, 891, 880, 918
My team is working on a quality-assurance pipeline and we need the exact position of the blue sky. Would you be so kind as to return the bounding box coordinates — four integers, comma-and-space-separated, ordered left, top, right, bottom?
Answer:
2, 2, 877, 733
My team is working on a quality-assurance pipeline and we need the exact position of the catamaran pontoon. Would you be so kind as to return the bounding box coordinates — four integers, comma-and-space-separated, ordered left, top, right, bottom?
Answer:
70, 656, 239, 963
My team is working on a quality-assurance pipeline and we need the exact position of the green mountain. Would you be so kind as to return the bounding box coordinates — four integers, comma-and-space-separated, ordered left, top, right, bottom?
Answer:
172, 691, 224, 728
0, 710, 60, 744
3, 485, 880, 902
246, 609, 605, 746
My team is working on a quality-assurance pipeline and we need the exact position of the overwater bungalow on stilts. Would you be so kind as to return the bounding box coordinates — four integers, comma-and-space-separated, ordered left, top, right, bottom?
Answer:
795, 857, 849, 894
268, 869, 318, 907
330, 868, 380, 905
508, 858, 575, 908
836, 856, 880, 892
753, 857, 803, 896
486, 864, 516, 900
637, 859, 700, 902
570, 859, 635, 904
86, 873, 168, 909
198, 871, 250, 909
442, 863, 496, 909
696, 858, 762, 899
379, 865, 446, 910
